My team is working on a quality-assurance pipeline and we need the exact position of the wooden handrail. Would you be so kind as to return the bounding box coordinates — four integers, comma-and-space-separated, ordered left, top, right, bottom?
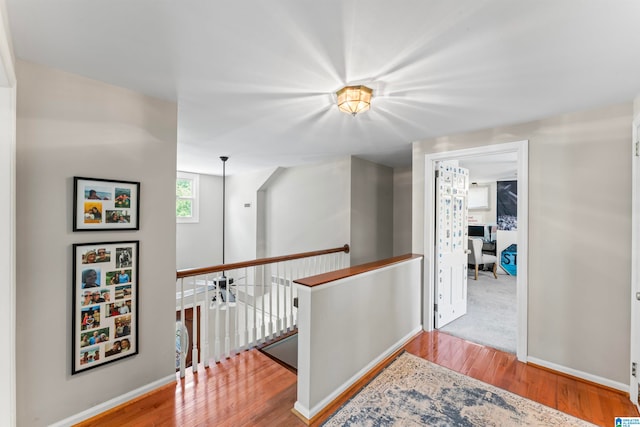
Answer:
294, 253, 423, 287
176, 244, 350, 279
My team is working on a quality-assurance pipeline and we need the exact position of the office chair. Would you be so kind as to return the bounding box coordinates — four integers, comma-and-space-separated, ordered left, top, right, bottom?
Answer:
468, 238, 498, 280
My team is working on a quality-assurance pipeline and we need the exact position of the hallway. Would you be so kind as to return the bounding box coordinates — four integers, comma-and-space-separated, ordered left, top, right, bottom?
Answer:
77, 331, 638, 426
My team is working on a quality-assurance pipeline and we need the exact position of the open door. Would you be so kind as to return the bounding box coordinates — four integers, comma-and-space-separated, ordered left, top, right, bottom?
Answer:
434, 162, 469, 328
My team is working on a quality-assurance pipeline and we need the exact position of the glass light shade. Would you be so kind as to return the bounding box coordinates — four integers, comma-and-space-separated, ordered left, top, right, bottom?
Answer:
336, 85, 373, 116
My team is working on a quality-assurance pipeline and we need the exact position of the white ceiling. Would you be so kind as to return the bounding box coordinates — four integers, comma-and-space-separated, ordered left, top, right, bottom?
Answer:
459, 152, 517, 182
7, 1, 640, 176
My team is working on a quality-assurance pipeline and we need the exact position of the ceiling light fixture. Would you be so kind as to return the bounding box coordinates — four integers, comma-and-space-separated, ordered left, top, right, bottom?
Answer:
336, 85, 373, 116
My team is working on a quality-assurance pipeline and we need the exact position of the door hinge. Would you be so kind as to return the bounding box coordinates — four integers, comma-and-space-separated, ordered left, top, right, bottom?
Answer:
435, 170, 440, 178
635, 141, 640, 157
434, 303, 438, 312
633, 362, 637, 377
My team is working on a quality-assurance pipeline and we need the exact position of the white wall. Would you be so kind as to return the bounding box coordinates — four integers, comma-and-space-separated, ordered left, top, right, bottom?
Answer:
265, 158, 351, 256
295, 256, 422, 419
350, 157, 393, 265
226, 167, 278, 262
393, 166, 412, 256
226, 156, 398, 266
15, 61, 177, 426
176, 173, 222, 269
413, 102, 632, 386
0, 1, 16, 424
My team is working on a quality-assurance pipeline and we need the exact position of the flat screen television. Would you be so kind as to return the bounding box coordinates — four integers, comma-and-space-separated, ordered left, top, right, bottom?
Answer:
468, 225, 485, 238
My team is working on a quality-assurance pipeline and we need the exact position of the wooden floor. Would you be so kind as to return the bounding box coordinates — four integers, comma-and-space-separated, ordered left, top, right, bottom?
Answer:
76, 331, 639, 426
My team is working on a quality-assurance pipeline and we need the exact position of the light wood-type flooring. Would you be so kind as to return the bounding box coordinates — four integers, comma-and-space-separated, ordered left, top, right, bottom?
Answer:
76, 331, 639, 426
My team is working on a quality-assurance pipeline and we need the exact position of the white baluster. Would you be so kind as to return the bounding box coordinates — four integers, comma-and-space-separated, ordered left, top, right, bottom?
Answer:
191, 277, 198, 373
287, 262, 293, 331
214, 277, 221, 363
296, 259, 302, 328
261, 265, 266, 342
276, 262, 281, 336
243, 267, 249, 351
179, 277, 186, 379
224, 275, 230, 359
252, 266, 258, 347
283, 262, 288, 331
234, 269, 240, 355
203, 274, 209, 368
267, 264, 274, 340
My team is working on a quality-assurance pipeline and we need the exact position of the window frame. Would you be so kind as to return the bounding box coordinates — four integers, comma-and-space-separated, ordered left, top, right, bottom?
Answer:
176, 171, 200, 223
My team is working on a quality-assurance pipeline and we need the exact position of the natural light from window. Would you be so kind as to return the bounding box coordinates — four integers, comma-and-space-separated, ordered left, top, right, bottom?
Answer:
176, 172, 199, 223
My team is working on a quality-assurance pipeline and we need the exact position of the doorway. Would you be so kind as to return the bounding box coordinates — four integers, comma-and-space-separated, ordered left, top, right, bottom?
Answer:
423, 141, 529, 362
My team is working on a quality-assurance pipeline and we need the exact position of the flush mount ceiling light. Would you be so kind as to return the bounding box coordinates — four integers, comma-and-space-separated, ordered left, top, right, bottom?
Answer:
336, 85, 373, 116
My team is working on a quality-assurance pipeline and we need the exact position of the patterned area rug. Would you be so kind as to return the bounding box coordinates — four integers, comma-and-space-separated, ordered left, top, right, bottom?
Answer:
322, 352, 595, 426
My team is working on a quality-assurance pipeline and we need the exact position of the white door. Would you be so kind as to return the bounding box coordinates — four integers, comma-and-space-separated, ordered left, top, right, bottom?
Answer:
631, 116, 640, 410
434, 163, 469, 328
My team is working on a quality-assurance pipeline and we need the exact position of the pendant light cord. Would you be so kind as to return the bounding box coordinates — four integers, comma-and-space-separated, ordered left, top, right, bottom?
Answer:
220, 156, 228, 266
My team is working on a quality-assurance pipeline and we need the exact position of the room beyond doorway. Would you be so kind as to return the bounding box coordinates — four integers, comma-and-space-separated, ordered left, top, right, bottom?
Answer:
439, 272, 517, 353
423, 140, 529, 362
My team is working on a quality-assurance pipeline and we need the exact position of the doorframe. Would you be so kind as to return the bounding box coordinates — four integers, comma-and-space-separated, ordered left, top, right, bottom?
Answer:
630, 113, 640, 408
423, 140, 528, 362
0, 9, 17, 426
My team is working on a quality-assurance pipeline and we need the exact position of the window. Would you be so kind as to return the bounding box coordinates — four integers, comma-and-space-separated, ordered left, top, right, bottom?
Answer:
176, 172, 199, 223
468, 184, 490, 210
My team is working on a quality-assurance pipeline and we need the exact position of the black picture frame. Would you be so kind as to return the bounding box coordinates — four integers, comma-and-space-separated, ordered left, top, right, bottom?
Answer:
73, 177, 140, 231
497, 180, 518, 231
72, 240, 139, 374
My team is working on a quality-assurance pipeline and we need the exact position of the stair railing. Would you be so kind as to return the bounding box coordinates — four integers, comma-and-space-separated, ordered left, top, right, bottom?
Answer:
175, 244, 350, 378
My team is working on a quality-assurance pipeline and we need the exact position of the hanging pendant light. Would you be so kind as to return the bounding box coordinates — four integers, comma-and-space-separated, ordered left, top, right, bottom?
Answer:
336, 85, 373, 116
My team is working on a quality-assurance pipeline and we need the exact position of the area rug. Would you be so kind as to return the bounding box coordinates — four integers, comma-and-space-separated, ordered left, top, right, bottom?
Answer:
322, 352, 595, 426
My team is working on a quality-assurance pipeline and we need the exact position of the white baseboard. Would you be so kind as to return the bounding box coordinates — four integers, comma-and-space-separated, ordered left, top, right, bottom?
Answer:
49, 374, 176, 427
527, 356, 628, 393
294, 325, 423, 420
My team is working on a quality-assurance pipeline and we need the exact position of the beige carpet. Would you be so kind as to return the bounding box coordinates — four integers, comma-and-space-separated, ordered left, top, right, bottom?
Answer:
439, 272, 516, 353
322, 352, 595, 426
